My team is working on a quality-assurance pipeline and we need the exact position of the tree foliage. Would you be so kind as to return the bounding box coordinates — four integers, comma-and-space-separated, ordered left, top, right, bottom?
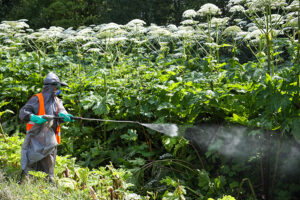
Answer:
0, 0, 227, 28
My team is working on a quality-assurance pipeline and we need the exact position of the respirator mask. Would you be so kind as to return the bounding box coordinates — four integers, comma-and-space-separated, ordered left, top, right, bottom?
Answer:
53, 83, 62, 96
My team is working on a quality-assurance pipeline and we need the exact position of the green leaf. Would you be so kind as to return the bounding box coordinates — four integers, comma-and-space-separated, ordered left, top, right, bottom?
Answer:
229, 114, 248, 125
160, 176, 177, 187
58, 178, 77, 190
291, 118, 300, 144
128, 158, 146, 166
120, 129, 138, 141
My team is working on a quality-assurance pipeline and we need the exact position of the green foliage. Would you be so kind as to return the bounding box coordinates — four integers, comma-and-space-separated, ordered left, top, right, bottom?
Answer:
0, 136, 144, 199
28, 171, 48, 179
208, 195, 236, 200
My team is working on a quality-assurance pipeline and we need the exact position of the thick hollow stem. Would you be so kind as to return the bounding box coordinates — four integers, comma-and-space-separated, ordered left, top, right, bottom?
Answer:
266, 6, 272, 75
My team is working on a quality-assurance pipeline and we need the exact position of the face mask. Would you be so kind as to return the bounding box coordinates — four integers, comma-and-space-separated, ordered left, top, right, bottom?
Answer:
55, 90, 62, 96
53, 83, 62, 96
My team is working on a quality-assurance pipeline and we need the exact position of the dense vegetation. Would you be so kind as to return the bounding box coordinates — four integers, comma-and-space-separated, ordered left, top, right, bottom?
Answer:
0, 0, 226, 29
0, 0, 300, 199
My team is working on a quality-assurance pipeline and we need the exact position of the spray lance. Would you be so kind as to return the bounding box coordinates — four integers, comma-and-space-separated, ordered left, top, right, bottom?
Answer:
45, 115, 179, 137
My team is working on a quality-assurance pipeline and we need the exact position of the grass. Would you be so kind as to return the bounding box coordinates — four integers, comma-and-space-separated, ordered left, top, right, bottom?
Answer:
0, 170, 93, 200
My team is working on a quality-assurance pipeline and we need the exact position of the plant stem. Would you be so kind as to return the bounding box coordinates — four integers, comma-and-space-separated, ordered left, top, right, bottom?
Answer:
0, 122, 7, 142
270, 131, 283, 199
103, 72, 107, 141
266, 6, 272, 76
263, 129, 271, 200
297, 0, 300, 98
237, 178, 257, 200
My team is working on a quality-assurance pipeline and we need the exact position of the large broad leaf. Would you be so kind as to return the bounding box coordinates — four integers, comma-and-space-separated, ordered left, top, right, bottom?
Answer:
291, 118, 300, 144
58, 178, 77, 190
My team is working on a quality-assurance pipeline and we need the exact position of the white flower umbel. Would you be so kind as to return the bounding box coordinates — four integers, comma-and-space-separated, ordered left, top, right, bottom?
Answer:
78, 27, 94, 36
180, 19, 199, 26
197, 3, 221, 16
285, 0, 299, 11
0, 23, 10, 32
0, 21, 29, 33
148, 27, 171, 38
245, 29, 264, 40
125, 193, 142, 200
173, 29, 194, 39
182, 9, 197, 19
229, 5, 245, 13
63, 28, 77, 36
82, 41, 98, 48
223, 26, 242, 37
234, 31, 248, 41
248, 26, 259, 32
211, 17, 229, 27
228, 0, 246, 7
49, 26, 64, 33
284, 17, 298, 28
100, 23, 121, 31
167, 24, 178, 32
147, 23, 161, 32
246, 0, 287, 12
103, 36, 128, 45
87, 48, 102, 53
126, 19, 146, 27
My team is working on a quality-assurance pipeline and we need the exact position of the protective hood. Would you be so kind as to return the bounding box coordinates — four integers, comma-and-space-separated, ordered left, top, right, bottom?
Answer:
44, 72, 68, 87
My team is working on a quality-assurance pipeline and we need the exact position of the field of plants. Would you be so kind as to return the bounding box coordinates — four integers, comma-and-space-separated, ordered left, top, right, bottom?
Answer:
0, 0, 300, 199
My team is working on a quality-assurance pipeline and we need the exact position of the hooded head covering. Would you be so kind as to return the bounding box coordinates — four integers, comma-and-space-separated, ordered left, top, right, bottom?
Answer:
44, 72, 68, 86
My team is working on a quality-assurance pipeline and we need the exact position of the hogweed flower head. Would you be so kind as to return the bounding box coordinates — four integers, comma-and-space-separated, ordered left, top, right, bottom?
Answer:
78, 28, 94, 36
180, 19, 199, 26
197, 3, 221, 16
285, 0, 299, 11
246, 0, 287, 12
223, 26, 242, 37
126, 19, 146, 27
228, 0, 246, 7
229, 5, 245, 13
167, 24, 178, 32
101, 23, 122, 31
245, 29, 264, 40
211, 17, 229, 26
173, 29, 194, 39
182, 9, 197, 18
149, 27, 171, 38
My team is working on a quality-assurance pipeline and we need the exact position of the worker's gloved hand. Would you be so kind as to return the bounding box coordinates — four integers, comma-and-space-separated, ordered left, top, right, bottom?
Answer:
59, 112, 74, 122
67, 114, 75, 122
30, 114, 47, 124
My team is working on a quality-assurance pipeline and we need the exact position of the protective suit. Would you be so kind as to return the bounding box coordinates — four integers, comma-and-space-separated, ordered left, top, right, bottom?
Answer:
19, 72, 70, 182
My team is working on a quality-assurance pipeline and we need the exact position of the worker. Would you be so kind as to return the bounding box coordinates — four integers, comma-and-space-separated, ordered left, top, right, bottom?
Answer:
19, 72, 74, 183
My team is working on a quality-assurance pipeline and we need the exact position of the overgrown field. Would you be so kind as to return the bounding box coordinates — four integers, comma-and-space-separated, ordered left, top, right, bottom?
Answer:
1, 1, 300, 199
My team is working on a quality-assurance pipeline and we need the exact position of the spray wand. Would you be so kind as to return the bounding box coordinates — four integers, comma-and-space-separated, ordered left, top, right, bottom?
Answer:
44, 115, 179, 137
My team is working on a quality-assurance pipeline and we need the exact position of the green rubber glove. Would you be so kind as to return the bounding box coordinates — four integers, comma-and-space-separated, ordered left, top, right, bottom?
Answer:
59, 112, 74, 122
67, 114, 75, 122
30, 114, 47, 124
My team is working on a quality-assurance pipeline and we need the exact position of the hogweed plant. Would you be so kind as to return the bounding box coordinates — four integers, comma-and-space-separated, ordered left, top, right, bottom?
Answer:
229, 0, 289, 75
197, 3, 222, 74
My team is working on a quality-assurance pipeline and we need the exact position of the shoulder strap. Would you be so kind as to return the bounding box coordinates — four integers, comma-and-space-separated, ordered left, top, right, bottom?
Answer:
35, 93, 46, 115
